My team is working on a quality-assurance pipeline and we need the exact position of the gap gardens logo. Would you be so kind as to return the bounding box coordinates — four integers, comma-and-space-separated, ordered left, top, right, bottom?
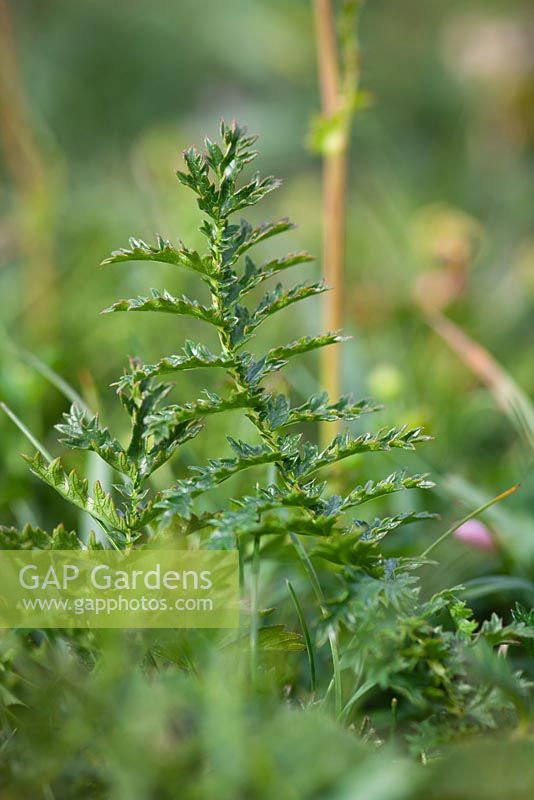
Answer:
0, 550, 239, 628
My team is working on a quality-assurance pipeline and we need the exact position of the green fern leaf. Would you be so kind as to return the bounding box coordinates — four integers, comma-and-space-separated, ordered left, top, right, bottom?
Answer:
257, 625, 305, 652
102, 289, 222, 325
55, 404, 134, 478
101, 236, 211, 277
114, 342, 233, 389
341, 472, 435, 511
223, 218, 296, 266
158, 442, 283, 520
0, 523, 81, 550
292, 427, 432, 479
355, 511, 438, 543
146, 390, 258, 436
23, 452, 127, 534
264, 333, 348, 372
261, 393, 381, 430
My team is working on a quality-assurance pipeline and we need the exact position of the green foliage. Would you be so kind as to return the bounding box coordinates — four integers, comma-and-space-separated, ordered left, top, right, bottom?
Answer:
101, 235, 211, 276
0, 523, 81, 550
329, 563, 533, 741
23, 452, 128, 538
22, 121, 432, 571
4, 121, 534, 794
56, 403, 133, 477
102, 288, 223, 325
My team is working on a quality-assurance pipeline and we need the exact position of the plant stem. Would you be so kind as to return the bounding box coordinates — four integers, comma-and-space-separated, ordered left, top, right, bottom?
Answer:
0, 402, 53, 462
315, 0, 341, 113
339, 677, 374, 720
209, 221, 343, 712
287, 579, 317, 696
250, 534, 261, 685
289, 532, 342, 716
420, 484, 519, 559
390, 696, 398, 738
314, 0, 347, 447
18, 349, 89, 412
425, 309, 534, 454
313, 2, 365, 448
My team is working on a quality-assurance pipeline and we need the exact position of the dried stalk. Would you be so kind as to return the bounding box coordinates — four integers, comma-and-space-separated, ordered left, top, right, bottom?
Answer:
313, 0, 362, 446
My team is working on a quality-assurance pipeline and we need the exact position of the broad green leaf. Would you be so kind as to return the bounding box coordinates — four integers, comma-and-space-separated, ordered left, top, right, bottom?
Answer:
313, 532, 379, 569
257, 625, 305, 652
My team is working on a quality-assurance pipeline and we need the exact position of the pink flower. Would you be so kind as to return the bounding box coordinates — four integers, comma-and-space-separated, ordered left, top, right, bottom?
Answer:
453, 519, 495, 551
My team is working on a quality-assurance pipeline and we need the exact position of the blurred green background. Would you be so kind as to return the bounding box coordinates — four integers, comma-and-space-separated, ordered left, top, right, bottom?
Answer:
0, 0, 533, 586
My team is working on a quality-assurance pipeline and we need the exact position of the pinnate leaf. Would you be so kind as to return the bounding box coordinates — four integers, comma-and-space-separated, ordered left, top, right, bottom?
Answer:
101, 236, 210, 277
55, 404, 134, 478
23, 452, 127, 534
102, 289, 222, 326
0, 523, 81, 550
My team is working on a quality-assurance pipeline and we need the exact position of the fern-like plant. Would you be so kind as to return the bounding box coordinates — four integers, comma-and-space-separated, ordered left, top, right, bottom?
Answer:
3, 122, 534, 761
16, 122, 437, 703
